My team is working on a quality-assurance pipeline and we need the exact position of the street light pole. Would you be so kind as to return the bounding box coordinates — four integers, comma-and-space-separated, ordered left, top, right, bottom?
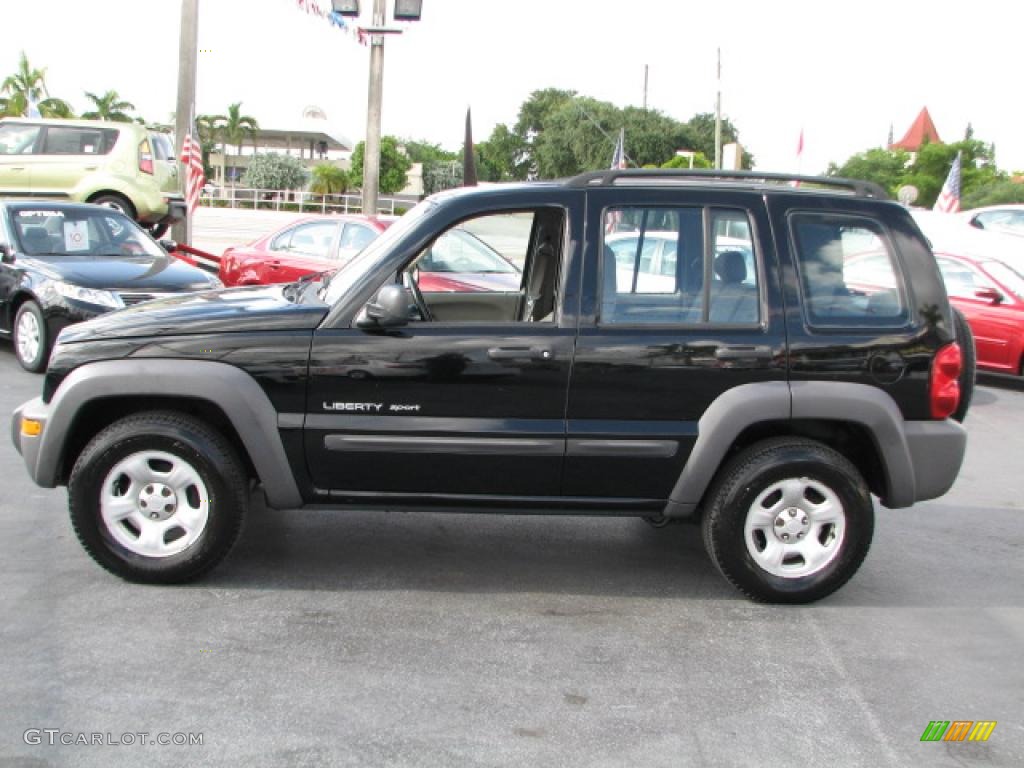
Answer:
174, 0, 199, 244
362, 0, 386, 216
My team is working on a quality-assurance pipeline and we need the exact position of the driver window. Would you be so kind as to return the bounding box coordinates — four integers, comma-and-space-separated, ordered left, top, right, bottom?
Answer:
406, 209, 564, 324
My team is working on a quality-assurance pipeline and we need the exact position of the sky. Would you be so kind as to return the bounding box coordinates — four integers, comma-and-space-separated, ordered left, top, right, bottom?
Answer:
4, 0, 1023, 175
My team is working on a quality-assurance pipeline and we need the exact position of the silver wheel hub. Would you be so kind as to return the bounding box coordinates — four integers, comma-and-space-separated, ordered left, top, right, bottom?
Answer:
138, 483, 178, 521
773, 507, 811, 542
100, 450, 209, 558
16, 311, 40, 363
744, 477, 846, 579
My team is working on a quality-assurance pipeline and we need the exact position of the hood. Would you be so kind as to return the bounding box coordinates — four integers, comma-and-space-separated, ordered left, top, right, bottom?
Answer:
24, 254, 215, 291
58, 284, 329, 342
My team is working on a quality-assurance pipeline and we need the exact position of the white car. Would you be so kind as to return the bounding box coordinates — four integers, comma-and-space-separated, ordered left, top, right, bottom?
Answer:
911, 209, 1022, 269
962, 205, 1024, 238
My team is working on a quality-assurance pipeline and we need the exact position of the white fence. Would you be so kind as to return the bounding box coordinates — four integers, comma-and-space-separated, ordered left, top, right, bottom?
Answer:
199, 186, 416, 216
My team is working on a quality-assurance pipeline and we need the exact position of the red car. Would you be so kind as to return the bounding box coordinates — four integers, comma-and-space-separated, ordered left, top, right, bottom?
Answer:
935, 252, 1024, 376
219, 215, 394, 287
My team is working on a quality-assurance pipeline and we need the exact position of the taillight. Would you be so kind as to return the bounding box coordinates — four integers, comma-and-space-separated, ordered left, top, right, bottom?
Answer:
138, 139, 154, 175
930, 342, 962, 419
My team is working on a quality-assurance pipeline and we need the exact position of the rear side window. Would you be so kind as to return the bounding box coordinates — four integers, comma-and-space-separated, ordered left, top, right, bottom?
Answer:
41, 126, 118, 155
790, 213, 909, 327
601, 206, 760, 325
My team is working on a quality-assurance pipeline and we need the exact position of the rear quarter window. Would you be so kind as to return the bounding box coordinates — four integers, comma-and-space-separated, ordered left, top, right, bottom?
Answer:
790, 212, 910, 328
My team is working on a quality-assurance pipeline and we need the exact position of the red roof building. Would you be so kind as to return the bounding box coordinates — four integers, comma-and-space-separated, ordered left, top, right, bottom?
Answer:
890, 107, 942, 151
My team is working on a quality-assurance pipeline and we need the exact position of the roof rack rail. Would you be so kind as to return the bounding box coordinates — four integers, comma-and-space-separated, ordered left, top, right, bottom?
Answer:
565, 169, 889, 199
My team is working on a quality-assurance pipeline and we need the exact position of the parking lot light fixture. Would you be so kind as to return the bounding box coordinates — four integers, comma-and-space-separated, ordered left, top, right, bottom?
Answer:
331, 0, 360, 16
344, 0, 423, 216
393, 0, 422, 20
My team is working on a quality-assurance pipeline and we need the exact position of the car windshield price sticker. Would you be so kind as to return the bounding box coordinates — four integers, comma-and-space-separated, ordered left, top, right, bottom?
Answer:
64, 220, 89, 252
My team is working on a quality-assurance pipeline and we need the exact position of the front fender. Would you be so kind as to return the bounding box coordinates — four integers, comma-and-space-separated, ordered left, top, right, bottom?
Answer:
14, 359, 303, 509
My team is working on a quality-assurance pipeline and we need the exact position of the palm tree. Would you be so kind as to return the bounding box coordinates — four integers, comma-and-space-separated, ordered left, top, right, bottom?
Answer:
310, 164, 349, 195
0, 51, 73, 118
81, 90, 136, 122
213, 102, 259, 157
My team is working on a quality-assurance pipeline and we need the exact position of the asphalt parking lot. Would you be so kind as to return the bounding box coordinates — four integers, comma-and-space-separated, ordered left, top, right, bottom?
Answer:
0, 346, 1021, 768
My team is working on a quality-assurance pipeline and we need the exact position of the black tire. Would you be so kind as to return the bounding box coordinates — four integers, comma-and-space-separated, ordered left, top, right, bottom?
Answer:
68, 411, 248, 583
951, 307, 975, 423
89, 193, 137, 221
13, 300, 49, 372
701, 438, 874, 604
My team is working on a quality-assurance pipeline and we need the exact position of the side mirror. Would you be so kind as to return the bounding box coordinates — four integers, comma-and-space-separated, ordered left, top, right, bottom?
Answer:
974, 287, 1004, 305
0, 243, 12, 264
358, 284, 412, 329
159, 239, 178, 253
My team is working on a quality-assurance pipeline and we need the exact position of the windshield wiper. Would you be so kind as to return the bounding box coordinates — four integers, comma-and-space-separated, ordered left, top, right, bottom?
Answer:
281, 268, 336, 304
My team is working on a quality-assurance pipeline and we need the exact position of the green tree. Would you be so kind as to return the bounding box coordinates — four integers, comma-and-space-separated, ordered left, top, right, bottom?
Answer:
401, 139, 457, 165
496, 89, 754, 179
827, 147, 911, 192
349, 136, 412, 195
683, 113, 754, 168
310, 163, 349, 195
241, 153, 308, 190
213, 102, 259, 156
81, 90, 136, 122
662, 152, 712, 169
962, 179, 1024, 208
0, 51, 73, 118
476, 123, 530, 181
830, 138, 1003, 207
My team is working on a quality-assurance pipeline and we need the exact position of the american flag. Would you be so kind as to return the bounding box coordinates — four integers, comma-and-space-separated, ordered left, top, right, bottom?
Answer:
934, 152, 962, 213
610, 127, 627, 170
605, 128, 626, 233
180, 118, 206, 214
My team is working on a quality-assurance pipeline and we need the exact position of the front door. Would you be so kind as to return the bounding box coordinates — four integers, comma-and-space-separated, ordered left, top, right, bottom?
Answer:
304, 202, 580, 501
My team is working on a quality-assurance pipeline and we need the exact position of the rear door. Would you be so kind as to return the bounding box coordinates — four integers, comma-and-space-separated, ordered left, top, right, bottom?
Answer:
565, 187, 787, 501
304, 195, 582, 500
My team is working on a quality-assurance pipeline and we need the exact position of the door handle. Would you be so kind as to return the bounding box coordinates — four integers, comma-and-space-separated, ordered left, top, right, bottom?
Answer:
83, 166, 98, 171
715, 345, 773, 361
488, 346, 553, 361
268, 261, 281, 269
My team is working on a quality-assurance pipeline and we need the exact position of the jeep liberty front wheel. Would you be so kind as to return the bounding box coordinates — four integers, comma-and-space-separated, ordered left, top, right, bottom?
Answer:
69, 411, 248, 583
701, 438, 874, 604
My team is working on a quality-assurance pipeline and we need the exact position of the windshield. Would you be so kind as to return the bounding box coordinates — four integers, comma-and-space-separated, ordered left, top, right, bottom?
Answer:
985, 261, 1024, 301
320, 200, 436, 304
12, 207, 167, 260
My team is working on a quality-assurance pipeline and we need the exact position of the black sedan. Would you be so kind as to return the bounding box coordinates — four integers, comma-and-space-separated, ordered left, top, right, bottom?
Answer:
0, 201, 221, 371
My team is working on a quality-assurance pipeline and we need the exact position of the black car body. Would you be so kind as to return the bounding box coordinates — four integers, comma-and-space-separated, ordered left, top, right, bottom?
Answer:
11, 171, 970, 602
0, 201, 221, 370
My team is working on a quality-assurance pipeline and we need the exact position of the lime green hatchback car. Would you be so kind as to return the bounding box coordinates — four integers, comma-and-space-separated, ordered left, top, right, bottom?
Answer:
0, 118, 186, 237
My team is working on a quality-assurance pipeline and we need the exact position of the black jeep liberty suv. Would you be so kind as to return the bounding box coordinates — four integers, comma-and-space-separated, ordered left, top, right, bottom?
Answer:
12, 170, 972, 603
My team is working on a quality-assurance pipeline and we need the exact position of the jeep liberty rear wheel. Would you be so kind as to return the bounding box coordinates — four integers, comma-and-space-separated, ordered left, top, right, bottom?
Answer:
701, 438, 874, 604
68, 411, 247, 583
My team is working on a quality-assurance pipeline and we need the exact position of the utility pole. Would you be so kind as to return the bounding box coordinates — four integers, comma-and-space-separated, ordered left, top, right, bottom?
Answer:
642, 64, 648, 111
174, 0, 199, 244
362, 0, 386, 216
714, 47, 722, 170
